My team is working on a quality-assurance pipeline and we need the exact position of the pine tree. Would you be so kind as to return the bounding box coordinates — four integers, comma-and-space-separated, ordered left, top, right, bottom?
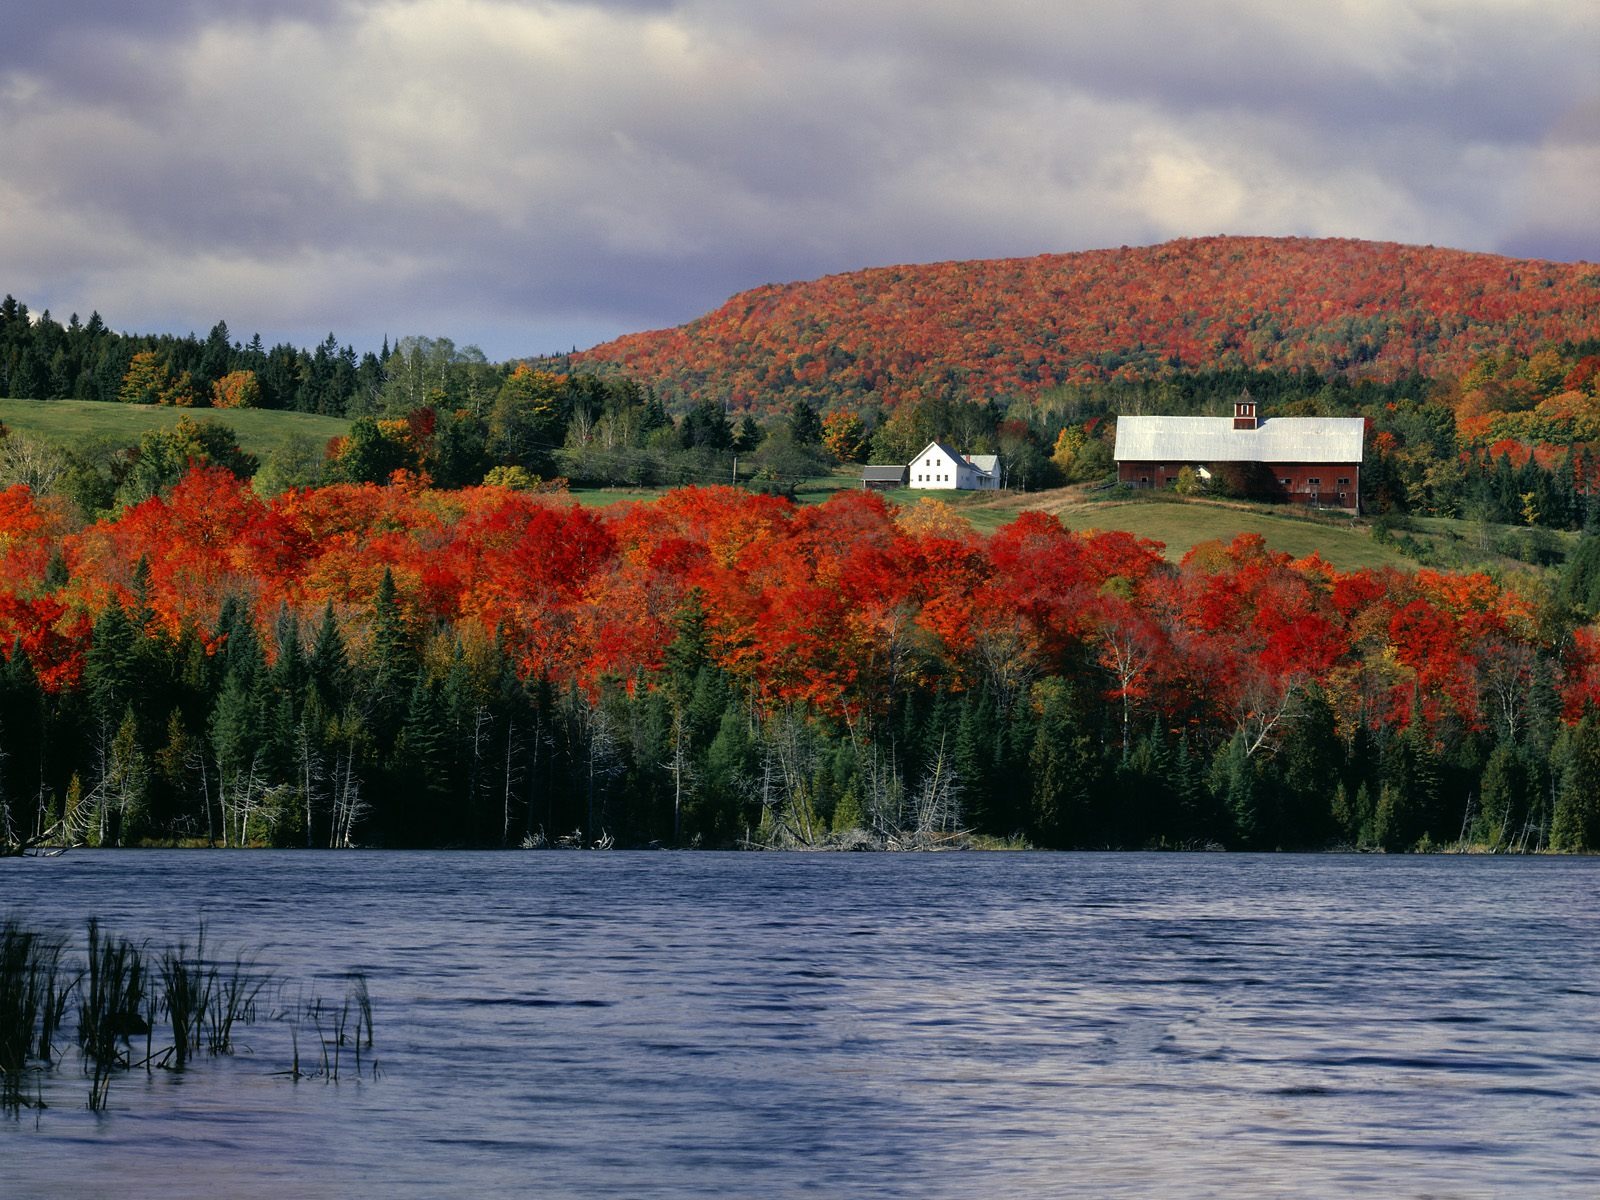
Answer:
1552, 713, 1600, 851
1472, 742, 1526, 848
394, 676, 450, 844
308, 602, 349, 711
104, 705, 149, 846
694, 704, 755, 845
1027, 678, 1098, 847
1213, 734, 1263, 848
366, 569, 417, 749
84, 604, 138, 724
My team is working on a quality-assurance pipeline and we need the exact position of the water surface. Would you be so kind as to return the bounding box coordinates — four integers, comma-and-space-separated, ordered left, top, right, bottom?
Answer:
3, 851, 1597, 1197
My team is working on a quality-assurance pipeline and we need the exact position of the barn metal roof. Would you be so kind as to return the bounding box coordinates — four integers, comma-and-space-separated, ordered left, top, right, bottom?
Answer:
1113, 416, 1365, 464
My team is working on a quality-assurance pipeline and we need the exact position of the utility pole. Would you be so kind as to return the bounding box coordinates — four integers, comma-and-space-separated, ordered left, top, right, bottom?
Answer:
732, 456, 738, 486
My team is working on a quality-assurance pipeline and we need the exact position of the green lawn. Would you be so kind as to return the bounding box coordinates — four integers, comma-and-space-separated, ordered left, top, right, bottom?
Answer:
1034, 496, 1404, 570
569, 467, 866, 510
567, 487, 669, 508
0, 398, 350, 460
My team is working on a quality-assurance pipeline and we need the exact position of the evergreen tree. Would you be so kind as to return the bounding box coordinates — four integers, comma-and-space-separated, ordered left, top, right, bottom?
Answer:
732, 415, 764, 455
99, 705, 149, 846
394, 676, 451, 844
366, 569, 418, 746
680, 400, 733, 452
694, 705, 755, 845
787, 400, 824, 446
1277, 685, 1342, 845
308, 602, 350, 711
84, 604, 138, 725
1027, 678, 1099, 846
1472, 741, 1527, 848
1212, 734, 1264, 848
1551, 713, 1600, 851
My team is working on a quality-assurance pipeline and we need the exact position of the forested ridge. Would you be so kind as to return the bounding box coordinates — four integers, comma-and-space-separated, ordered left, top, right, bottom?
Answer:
2, 471, 1599, 853
576, 236, 1600, 415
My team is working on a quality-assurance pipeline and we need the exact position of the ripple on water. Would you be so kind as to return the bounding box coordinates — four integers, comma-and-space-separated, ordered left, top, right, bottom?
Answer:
3, 850, 1599, 1198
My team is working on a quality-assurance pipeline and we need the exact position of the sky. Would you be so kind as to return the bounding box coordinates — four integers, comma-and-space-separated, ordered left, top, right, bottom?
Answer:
1, 0, 1596, 361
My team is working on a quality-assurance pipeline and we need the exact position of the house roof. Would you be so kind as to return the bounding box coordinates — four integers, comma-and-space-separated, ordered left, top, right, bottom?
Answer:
965, 454, 999, 474
1113, 416, 1365, 464
862, 465, 908, 482
914, 439, 967, 465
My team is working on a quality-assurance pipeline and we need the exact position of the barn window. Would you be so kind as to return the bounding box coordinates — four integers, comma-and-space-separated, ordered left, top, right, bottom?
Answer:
1279, 478, 1291, 487
1338, 477, 1350, 486
1308, 477, 1321, 487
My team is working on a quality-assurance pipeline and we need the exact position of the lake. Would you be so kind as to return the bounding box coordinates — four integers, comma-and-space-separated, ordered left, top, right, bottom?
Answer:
3, 851, 1598, 1198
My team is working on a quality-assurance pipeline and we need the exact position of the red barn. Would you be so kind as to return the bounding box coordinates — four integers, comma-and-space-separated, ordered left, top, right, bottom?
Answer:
1113, 400, 1365, 512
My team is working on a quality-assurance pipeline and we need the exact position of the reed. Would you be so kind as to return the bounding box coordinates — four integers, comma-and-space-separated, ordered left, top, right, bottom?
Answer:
2, 917, 371, 1114
0, 920, 74, 1111
77, 920, 151, 1111
204, 950, 265, 1056
157, 928, 213, 1071
348, 973, 374, 1072
0, 922, 44, 1078
36, 939, 77, 1066
277, 974, 376, 1083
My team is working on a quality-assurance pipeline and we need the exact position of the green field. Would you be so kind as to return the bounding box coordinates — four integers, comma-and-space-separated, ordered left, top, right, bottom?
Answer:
1029, 496, 1403, 570
569, 468, 864, 509
0, 397, 350, 460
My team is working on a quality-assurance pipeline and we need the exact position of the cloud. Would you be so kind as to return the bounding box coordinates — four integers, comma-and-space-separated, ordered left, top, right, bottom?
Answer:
1, 0, 1595, 359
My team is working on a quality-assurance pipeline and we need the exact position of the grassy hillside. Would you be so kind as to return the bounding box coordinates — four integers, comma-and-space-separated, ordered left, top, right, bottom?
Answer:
1020, 495, 1399, 570
575, 236, 1600, 415
864, 488, 1401, 570
0, 398, 350, 460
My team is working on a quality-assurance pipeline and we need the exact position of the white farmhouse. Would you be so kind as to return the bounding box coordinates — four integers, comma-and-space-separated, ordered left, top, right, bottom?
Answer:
907, 440, 1001, 491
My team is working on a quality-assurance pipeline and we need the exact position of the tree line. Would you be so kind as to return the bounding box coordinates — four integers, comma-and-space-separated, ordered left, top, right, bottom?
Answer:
3, 473, 1599, 853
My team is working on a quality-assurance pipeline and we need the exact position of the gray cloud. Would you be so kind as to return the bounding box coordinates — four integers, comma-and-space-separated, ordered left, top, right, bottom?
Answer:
1, 0, 1595, 360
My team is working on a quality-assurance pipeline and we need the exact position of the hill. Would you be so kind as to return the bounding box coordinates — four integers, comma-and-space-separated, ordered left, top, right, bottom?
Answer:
574, 236, 1600, 415
0, 397, 350, 460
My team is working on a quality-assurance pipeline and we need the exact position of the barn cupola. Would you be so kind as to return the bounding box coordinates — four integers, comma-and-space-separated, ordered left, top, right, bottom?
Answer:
1233, 396, 1259, 431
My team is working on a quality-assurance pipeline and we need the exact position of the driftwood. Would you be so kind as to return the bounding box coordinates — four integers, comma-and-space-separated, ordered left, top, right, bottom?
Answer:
2, 819, 72, 858
742, 826, 976, 852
